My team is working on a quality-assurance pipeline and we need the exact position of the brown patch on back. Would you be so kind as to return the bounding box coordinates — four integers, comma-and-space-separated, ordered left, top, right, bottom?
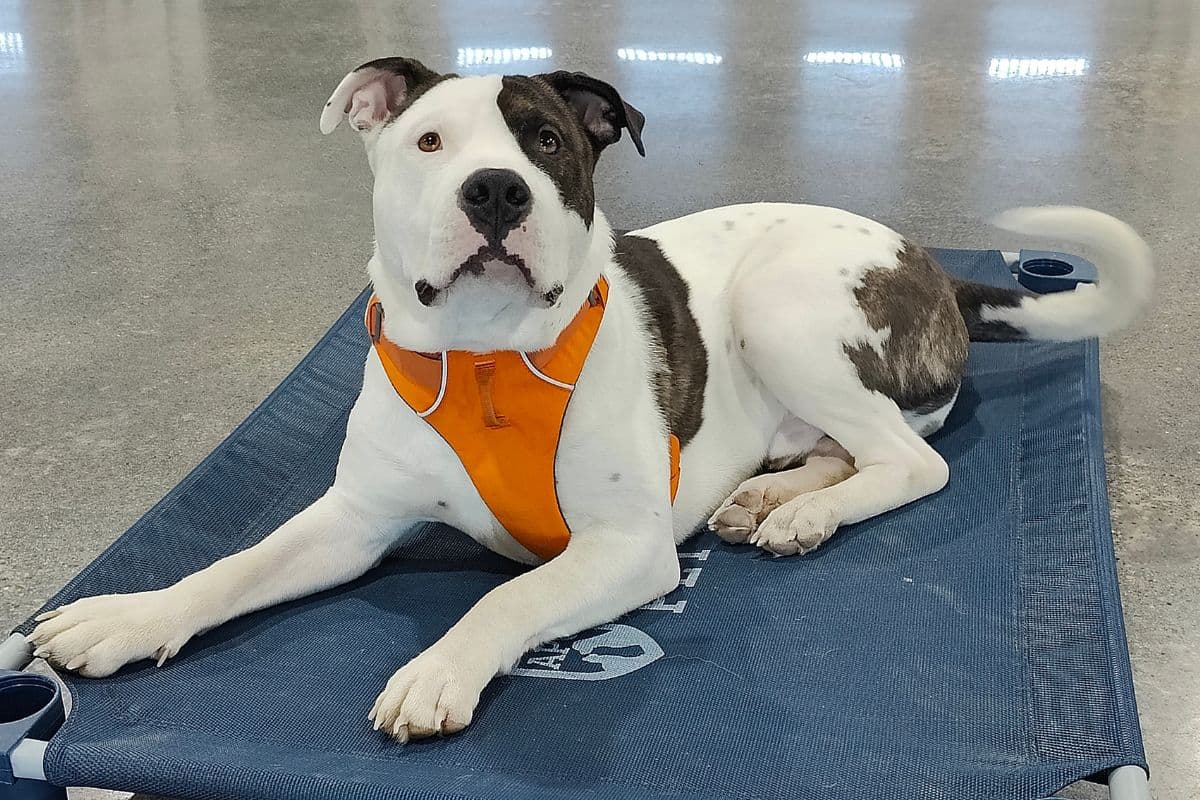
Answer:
612, 235, 708, 447
844, 243, 968, 413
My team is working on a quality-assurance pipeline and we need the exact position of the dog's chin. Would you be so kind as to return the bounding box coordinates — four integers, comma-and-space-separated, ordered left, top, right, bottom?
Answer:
446, 271, 534, 311
430, 277, 559, 352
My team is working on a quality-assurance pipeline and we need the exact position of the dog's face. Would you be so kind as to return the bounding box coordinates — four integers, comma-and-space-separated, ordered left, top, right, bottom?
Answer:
321, 58, 644, 351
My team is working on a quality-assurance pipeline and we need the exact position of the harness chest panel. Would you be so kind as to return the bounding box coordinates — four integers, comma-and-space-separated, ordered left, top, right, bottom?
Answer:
366, 278, 680, 561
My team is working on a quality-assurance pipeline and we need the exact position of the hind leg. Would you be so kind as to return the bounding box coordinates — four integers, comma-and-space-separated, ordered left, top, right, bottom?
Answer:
751, 394, 949, 555
725, 227, 966, 555
747, 380, 949, 555
708, 438, 856, 544
733, 322, 952, 556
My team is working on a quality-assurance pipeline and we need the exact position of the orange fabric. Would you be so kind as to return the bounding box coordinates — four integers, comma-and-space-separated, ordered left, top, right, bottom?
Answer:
366, 279, 680, 561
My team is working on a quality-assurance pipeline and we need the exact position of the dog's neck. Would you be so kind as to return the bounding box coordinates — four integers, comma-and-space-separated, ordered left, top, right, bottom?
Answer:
367, 210, 615, 354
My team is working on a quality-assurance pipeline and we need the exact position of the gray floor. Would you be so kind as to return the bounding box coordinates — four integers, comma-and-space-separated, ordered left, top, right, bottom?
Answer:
1, 0, 1195, 797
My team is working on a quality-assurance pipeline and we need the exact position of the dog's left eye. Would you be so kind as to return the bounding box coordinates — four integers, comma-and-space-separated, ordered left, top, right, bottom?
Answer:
417, 132, 442, 152
537, 127, 561, 154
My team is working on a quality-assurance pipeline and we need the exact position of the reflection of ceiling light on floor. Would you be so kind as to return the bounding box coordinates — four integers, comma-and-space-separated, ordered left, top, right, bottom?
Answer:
0, 31, 24, 73
988, 57, 1088, 79
616, 48, 723, 65
456, 47, 553, 67
0, 31, 22, 54
0, 31, 23, 53
803, 51, 904, 70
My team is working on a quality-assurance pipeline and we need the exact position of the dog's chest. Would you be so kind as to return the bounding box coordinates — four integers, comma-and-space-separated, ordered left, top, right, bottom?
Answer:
355, 284, 678, 562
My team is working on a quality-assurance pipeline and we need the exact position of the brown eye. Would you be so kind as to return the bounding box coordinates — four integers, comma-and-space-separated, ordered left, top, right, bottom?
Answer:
417, 132, 442, 152
537, 127, 561, 154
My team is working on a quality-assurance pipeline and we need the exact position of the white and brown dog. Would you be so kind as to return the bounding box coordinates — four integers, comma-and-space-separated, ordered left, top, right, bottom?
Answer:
29, 57, 1153, 742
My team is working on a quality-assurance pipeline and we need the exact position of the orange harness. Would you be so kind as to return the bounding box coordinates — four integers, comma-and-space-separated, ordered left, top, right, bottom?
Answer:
366, 278, 680, 561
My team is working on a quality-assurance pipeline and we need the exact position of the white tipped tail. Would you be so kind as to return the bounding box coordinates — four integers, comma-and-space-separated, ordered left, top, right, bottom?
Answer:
985, 206, 1154, 340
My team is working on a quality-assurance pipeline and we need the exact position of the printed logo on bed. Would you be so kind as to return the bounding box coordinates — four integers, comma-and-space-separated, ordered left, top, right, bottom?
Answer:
508, 623, 667, 681
511, 623, 664, 680
511, 548, 712, 680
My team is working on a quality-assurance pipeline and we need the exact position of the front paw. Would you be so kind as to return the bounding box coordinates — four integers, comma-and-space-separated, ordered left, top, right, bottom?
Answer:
28, 591, 193, 677
368, 647, 490, 743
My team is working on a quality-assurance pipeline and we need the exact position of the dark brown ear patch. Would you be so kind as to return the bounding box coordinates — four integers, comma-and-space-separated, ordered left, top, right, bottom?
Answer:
536, 71, 646, 157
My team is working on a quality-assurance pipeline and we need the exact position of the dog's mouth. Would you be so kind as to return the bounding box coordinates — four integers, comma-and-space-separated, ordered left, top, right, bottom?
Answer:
414, 245, 564, 308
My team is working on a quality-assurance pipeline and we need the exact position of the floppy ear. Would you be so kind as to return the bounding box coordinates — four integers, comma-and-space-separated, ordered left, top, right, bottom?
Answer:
536, 71, 646, 157
320, 57, 443, 135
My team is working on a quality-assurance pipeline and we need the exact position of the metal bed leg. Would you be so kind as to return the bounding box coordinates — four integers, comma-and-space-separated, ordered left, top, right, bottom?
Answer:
1109, 765, 1151, 800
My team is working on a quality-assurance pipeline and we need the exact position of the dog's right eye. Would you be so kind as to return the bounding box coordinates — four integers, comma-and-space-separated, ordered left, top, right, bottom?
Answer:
417, 132, 442, 152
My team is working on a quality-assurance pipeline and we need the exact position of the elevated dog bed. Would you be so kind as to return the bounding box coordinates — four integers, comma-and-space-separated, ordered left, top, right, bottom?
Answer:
1, 248, 1147, 800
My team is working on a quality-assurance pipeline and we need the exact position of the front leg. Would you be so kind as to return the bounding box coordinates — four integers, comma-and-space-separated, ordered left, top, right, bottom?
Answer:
29, 488, 399, 677
369, 524, 680, 741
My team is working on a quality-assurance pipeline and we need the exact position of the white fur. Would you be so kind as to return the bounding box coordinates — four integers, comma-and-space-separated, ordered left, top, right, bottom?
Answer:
30, 72, 1154, 743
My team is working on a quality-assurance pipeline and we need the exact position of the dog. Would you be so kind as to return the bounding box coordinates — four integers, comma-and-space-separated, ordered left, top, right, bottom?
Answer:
29, 56, 1153, 742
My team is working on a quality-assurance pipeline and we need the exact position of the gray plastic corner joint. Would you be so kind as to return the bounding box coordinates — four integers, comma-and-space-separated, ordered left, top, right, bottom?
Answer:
1, 636, 65, 799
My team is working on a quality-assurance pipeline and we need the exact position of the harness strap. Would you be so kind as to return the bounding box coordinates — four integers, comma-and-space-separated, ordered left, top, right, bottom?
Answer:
366, 278, 680, 561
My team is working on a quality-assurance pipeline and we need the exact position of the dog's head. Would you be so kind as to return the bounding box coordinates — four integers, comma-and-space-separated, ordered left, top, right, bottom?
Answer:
321, 57, 644, 351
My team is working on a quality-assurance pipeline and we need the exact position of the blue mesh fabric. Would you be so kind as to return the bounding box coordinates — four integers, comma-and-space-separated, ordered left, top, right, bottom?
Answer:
16, 249, 1144, 800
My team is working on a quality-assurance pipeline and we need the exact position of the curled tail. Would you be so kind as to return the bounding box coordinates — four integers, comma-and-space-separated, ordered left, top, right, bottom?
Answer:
954, 206, 1154, 342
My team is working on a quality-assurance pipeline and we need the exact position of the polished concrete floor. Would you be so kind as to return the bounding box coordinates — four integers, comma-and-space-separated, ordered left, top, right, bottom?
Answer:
1, 0, 1196, 797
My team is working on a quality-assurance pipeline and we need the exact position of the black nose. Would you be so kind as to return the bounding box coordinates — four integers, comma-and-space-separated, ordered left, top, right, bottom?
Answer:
459, 168, 531, 242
